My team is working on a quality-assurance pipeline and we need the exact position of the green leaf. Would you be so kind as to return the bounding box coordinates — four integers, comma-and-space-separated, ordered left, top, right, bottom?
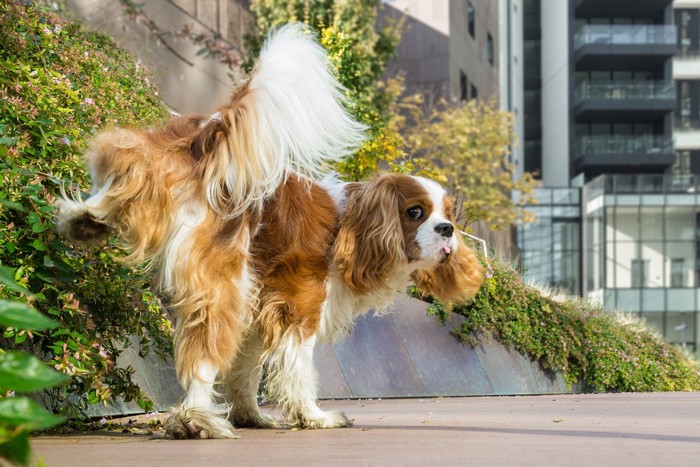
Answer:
0, 299, 59, 331
0, 266, 30, 295
0, 198, 26, 212
0, 397, 65, 431
0, 429, 31, 466
0, 351, 68, 392
31, 239, 47, 251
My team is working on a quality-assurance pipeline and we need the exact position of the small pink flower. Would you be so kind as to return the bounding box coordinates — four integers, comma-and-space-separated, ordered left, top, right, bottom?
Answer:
84, 51, 89, 58
60, 137, 70, 146
99, 417, 107, 425
82, 97, 94, 105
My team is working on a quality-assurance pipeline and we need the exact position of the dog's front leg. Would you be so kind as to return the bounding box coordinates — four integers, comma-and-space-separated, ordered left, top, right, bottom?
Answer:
266, 334, 351, 429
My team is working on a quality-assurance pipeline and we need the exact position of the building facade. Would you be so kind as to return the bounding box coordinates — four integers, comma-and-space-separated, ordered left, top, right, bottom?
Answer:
382, 0, 500, 102
512, 0, 700, 356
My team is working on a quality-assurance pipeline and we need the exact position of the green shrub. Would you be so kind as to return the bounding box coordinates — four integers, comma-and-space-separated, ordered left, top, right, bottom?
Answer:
0, 1, 172, 418
422, 257, 700, 392
0, 274, 67, 466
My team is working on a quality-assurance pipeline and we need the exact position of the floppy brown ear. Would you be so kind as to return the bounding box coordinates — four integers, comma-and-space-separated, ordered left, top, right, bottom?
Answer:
334, 176, 406, 295
411, 233, 484, 306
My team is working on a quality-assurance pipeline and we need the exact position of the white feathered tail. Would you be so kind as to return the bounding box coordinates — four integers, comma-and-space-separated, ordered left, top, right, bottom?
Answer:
199, 24, 368, 217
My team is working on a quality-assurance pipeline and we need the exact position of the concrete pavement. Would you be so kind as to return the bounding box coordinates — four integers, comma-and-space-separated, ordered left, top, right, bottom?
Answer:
33, 392, 700, 466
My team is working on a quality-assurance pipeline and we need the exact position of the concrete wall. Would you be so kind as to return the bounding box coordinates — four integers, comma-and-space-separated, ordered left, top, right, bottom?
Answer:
448, 0, 500, 101
383, 0, 451, 100
382, 0, 499, 102
65, 0, 253, 113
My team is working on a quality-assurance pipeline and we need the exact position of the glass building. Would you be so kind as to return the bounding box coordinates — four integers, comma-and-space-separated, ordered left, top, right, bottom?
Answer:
509, 0, 700, 357
584, 174, 699, 352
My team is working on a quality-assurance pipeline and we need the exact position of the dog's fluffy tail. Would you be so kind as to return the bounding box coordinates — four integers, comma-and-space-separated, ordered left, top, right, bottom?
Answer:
196, 23, 368, 217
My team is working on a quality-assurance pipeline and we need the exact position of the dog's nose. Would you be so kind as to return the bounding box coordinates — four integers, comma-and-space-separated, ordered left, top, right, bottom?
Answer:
435, 222, 454, 238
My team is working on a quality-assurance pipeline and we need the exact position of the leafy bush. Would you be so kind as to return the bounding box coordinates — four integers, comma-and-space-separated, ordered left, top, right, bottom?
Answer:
0, 274, 67, 466
422, 257, 700, 392
0, 1, 172, 418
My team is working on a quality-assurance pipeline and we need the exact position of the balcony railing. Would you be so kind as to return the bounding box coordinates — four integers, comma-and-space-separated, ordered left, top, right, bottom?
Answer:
576, 135, 674, 155
575, 81, 675, 104
575, 24, 677, 49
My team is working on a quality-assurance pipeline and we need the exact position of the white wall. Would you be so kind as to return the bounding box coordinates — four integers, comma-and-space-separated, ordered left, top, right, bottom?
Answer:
540, 0, 570, 187
500, 0, 524, 181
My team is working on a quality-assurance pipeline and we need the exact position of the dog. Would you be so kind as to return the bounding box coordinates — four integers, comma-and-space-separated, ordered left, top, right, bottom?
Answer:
56, 24, 484, 439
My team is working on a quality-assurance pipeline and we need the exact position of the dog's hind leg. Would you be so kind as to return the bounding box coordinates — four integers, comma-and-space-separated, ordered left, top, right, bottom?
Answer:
164, 235, 254, 439
265, 333, 351, 429
223, 329, 281, 429
165, 361, 237, 439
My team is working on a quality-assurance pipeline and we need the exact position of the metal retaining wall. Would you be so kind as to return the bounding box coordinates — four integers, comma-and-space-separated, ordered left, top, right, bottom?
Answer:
98, 294, 569, 416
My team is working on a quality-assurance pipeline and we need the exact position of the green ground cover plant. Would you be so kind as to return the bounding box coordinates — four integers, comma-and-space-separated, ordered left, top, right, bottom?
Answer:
0, 0, 172, 418
421, 257, 700, 392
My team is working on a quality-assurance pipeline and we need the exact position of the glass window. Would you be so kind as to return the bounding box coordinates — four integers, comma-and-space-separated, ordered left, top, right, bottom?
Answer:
666, 242, 695, 287
665, 206, 695, 240
641, 242, 664, 288
640, 207, 663, 240
671, 258, 686, 287
617, 289, 641, 311
487, 33, 494, 66
641, 289, 665, 312
614, 207, 640, 241
666, 312, 696, 344
631, 258, 649, 288
668, 290, 695, 312
460, 70, 468, 101
467, 2, 475, 38
640, 312, 664, 336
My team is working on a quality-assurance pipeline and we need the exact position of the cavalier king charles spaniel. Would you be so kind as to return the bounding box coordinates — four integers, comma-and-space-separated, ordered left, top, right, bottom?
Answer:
57, 24, 483, 438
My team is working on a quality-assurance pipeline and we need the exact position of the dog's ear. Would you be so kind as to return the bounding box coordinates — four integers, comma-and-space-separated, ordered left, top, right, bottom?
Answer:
334, 176, 406, 295
411, 233, 484, 306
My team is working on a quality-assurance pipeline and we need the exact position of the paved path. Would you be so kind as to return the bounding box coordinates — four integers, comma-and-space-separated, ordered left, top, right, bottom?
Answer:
33, 392, 700, 466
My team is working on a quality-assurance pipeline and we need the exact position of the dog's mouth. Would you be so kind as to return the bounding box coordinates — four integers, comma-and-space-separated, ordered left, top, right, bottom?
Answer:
438, 246, 452, 263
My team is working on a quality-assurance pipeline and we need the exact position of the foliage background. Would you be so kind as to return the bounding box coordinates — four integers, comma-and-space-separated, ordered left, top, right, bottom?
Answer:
0, 1, 173, 417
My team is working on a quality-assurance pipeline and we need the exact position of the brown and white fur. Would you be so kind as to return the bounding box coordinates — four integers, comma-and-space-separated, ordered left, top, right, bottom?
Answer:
56, 24, 484, 439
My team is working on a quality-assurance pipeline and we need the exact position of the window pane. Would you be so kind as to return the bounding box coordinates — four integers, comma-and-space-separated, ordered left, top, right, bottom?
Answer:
640, 207, 663, 240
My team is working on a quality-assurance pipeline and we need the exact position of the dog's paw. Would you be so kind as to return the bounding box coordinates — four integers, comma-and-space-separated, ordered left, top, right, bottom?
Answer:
230, 410, 282, 429
165, 407, 238, 439
298, 409, 352, 429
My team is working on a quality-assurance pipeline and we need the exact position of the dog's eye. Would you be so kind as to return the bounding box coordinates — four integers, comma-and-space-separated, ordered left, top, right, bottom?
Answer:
406, 206, 423, 220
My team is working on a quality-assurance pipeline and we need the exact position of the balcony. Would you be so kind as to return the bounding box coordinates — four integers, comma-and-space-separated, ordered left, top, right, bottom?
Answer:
574, 81, 676, 121
673, 51, 700, 80
575, 135, 675, 175
575, 0, 673, 17
575, 25, 677, 69
675, 119, 700, 150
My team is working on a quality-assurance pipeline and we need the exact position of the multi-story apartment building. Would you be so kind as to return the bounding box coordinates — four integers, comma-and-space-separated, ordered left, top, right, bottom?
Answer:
507, 0, 700, 356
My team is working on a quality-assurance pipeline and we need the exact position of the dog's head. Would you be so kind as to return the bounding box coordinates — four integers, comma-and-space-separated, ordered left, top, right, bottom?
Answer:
334, 174, 483, 303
